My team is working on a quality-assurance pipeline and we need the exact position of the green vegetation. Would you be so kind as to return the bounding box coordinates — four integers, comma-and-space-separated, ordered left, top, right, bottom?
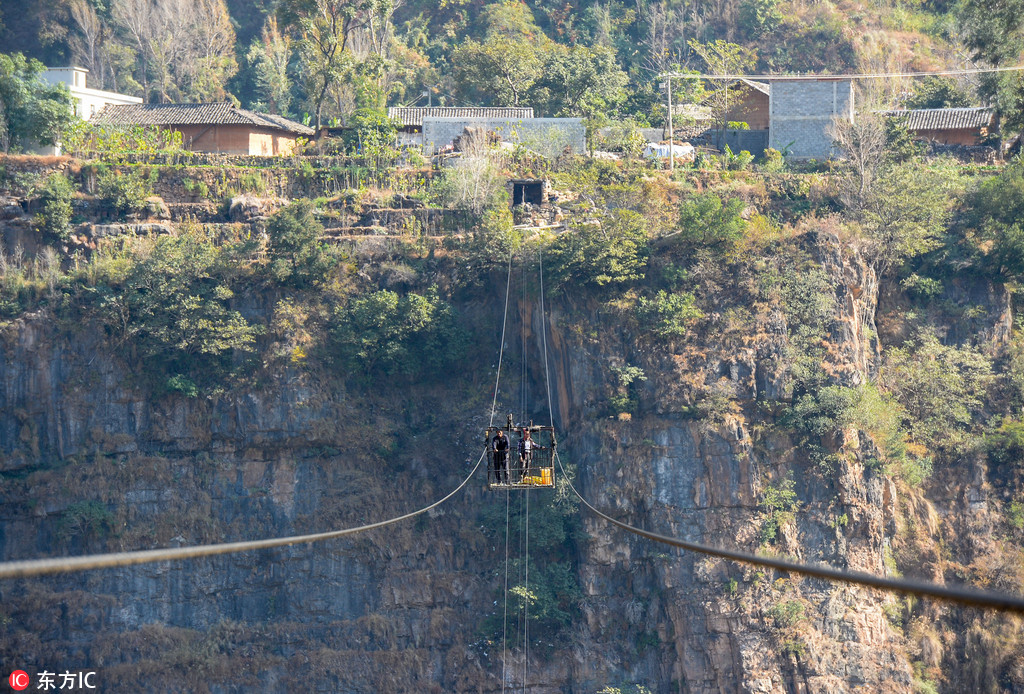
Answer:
676, 192, 747, 252
93, 227, 260, 392
35, 173, 76, 240
96, 166, 153, 217
759, 476, 799, 544
329, 287, 467, 381
0, 52, 74, 153
637, 290, 701, 338
265, 200, 332, 288
768, 599, 805, 628
547, 209, 648, 290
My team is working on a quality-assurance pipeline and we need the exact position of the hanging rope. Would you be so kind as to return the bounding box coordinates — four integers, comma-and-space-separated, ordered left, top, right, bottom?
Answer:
501, 486, 511, 694
0, 451, 485, 580
489, 244, 515, 429
538, 247, 556, 432
523, 487, 530, 693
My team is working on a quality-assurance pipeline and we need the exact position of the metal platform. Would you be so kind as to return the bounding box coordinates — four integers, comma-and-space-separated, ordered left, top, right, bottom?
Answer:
485, 419, 556, 490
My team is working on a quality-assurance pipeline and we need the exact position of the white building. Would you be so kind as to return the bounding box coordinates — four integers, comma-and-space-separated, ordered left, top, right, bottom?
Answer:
37, 67, 142, 154
42, 67, 142, 119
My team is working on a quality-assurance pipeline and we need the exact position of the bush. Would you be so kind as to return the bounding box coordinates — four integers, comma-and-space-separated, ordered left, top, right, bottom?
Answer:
760, 476, 798, 544
637, 290, 701, 338
98, 227, 260, 389
883, 334, 992, 447
265, 200, 332, 288
768, 599, 805, 627
330, 287, 467, 380
676, 191, 747, 251
986, 418, 1024, 469
96, 166, 152, 217
547, 209, 648, 291
36, 173, 75, 240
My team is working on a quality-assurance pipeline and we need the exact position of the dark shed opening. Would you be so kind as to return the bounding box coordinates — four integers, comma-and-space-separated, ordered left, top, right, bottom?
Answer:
511, 179, 545, 206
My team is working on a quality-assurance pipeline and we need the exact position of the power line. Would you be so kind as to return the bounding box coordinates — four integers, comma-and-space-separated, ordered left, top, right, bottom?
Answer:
0, 452, 485, 580
554, 452, 1024, 613
657, 65, 1024, 81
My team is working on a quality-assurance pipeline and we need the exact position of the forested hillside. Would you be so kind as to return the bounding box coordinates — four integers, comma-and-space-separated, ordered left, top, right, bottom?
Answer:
1, 0, 1022, 130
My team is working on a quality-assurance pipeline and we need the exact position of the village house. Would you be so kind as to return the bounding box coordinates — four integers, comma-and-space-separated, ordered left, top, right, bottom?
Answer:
36, 66, 142, 154
877, 106, 996, 146
388, 106, 534, 147
90, 102, 314, 156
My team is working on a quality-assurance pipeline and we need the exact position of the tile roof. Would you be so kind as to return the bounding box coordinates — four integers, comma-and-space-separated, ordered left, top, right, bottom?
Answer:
90, 102, 315, 135
879, 107, 995, 131
388, 106, 534, 127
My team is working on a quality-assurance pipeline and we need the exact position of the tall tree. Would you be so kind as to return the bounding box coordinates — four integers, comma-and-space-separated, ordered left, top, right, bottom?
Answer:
530, 44, 627, 117
247, 16, 294, 115
687, 39, 758, 133
959, 0, 1024, 131
111, 0, 237, 103
0, 52, 75, 153
451, 1, 550, 107
279, 0, 376, 129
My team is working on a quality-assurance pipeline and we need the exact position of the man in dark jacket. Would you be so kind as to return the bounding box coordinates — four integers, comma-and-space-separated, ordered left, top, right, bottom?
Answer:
492, 429, 510, 484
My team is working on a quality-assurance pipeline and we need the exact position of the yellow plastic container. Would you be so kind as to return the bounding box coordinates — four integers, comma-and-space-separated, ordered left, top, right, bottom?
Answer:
541, 468, 552, 485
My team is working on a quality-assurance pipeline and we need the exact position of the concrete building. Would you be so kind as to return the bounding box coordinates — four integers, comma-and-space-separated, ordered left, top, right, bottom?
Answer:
42, 67, 142, 120
423, 117, 585, 157
35, 67, 142, 154
388, 107, 534, 148
91, 102, 315, 155
768, 78, 854, 159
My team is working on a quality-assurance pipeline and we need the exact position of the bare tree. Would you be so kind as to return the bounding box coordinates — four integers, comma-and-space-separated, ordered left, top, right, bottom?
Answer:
828, 108, 888, 209
112, 0, 153, 99
69, 0, 102, 84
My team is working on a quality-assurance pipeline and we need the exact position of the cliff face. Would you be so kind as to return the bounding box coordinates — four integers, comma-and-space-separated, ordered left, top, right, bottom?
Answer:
1, 160, 1022, 694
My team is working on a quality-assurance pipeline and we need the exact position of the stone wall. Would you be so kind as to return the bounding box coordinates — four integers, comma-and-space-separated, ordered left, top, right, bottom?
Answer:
423, 117, 585, 156
769, 79, 854, 159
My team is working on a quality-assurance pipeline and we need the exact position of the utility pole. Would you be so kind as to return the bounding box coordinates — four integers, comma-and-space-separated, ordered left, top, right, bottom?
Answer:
666, 76, 674, 171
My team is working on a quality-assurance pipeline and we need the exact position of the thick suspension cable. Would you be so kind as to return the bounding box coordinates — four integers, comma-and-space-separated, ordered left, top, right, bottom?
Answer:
554, 453, 1024, 613
0, 452, 486, 580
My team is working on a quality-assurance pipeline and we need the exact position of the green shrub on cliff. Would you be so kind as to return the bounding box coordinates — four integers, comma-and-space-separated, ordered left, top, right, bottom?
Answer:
636, 289, 701, 338
265, 200, 332, 288
97, 227, 260, 390
546, 209, 648, 291
675, 191, 747, 252
329, 286, 467, 380
35, 173, 76, 240
96, 166, 153, 217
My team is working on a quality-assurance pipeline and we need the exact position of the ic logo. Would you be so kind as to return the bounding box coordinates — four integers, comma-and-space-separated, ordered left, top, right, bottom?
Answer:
8, 671, 29, 691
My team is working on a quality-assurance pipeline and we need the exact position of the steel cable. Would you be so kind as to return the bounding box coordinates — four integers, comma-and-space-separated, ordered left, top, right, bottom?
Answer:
0, 451, 485, 580
553, 452, 1024, 613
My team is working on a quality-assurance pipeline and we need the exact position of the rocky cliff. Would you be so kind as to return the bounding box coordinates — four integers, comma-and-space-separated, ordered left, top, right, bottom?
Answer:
1, 156, 1022, 693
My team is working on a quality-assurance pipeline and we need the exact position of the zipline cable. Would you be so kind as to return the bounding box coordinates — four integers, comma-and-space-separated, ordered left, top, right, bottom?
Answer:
0, 451, 486, 580
553, 452, 1024, 613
